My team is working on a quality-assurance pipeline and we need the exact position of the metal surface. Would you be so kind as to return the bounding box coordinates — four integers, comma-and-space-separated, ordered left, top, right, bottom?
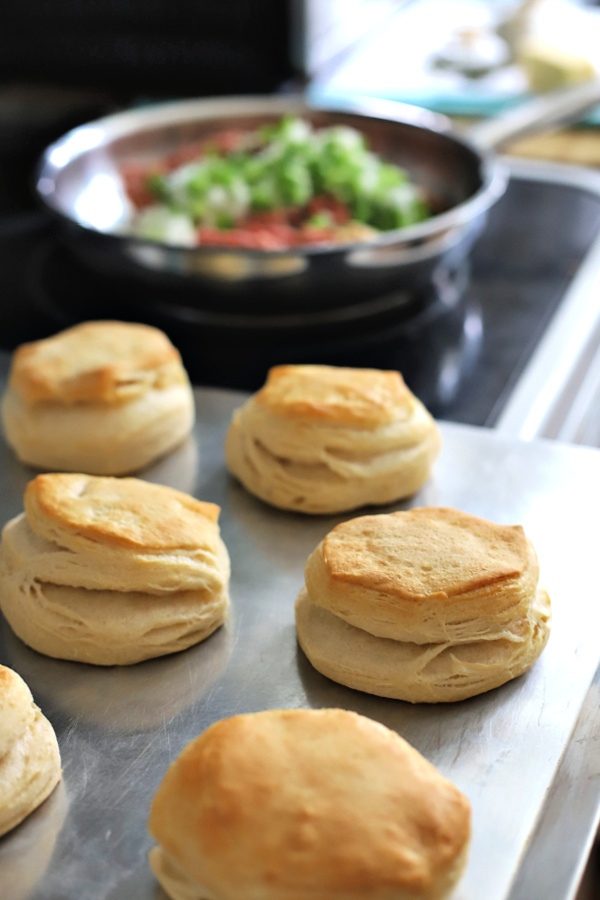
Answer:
1, 365, 600, 900
507, 665, 600, 900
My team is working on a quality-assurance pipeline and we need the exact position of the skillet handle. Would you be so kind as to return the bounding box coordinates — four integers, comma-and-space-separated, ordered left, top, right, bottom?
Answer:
467, 79, 600, 152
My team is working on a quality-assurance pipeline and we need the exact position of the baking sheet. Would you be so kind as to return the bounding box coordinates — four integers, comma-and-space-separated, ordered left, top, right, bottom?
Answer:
1, 376, 600, 900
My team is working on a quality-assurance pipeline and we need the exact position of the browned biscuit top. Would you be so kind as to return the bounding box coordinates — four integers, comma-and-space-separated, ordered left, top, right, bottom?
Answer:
254, 364, 413, 426
321, 507, 530, 601
9, 320, 184, 405
149, 708, 470, 897
24, 473, 220, 552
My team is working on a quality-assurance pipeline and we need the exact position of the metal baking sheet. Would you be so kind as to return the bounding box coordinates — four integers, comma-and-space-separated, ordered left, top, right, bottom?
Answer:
1, 370, 600, 900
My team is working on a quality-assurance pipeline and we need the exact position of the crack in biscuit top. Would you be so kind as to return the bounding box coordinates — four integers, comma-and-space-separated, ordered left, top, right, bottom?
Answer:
255, 365, 413, 426
10, 321, 185, 405
322, 507, 530, 601
25, 474, 220, 552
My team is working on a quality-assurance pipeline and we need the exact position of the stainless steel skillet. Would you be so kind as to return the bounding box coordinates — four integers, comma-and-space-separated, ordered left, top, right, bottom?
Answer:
35, 83, 600, 318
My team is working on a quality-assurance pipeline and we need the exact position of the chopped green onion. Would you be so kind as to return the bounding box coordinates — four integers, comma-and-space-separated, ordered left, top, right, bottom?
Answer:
138, 116, 431, 237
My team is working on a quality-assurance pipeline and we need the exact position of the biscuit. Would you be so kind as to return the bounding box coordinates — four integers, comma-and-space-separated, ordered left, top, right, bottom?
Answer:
0, 665, 61, 837
296, 508, 551, 702
148, 708, 471, 900
0, 474, 230, 665
225, 365, 440, 514
2, 320, 195, 475
296, 587, 551, 703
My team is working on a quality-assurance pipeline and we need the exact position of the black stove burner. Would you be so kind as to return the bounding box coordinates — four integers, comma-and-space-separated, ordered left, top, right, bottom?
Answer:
3, 174, 600, 428
25, 235, 481, 414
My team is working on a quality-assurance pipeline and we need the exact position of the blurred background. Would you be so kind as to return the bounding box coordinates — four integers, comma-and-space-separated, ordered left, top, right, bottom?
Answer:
0, 3, 599, 896
3, 2, 600, 421
3, 0, 600, 199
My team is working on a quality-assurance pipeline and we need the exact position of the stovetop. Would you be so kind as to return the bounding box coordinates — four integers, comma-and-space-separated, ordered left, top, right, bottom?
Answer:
2, 164, 600, 426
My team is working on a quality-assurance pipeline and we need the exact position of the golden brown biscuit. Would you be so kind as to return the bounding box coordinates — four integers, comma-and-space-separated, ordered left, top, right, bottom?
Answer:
296, 507, 551, 702
1, 320, 195, 474
148, 708, 471, 900
225, 364, 440, 514
0, 474, 230, 665
0, 666, 61, 837
305, 507, 540, 644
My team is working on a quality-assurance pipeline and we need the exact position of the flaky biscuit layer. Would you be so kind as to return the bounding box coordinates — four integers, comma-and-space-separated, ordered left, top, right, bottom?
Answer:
0, 665, 37, 759
149, 844, 470, 900
226, 375, 440, 514
304, 508, 541, 644
0, 666, 61, 837
150, 848, 208, 900
296, 587, 551, 703
3, 474, 227, 597
0, 571, 229, 666
1, 513, 227, 596
0, 475, 231, 665
2, 381, 194, 475
149, 708, 470, 900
